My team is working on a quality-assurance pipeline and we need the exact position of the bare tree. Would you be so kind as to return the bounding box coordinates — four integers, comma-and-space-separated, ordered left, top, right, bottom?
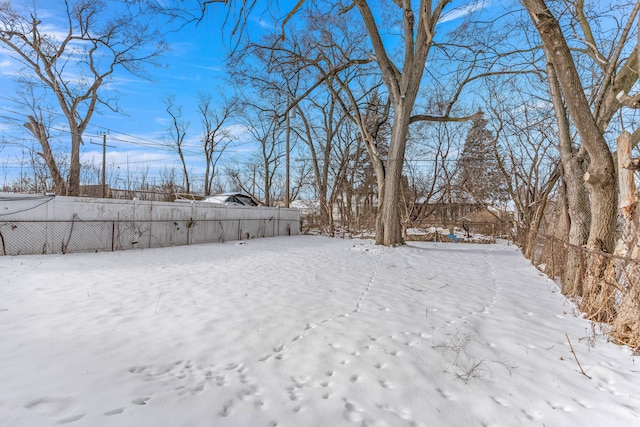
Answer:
227, 1, 489, 245
243, 8, 382, 233
403, 118, 461, 231
163, 95, 191, 194
197, 92, 239, 195
348, 0, 455, 246
294, 95, 350, 234
486, 84, 559, 258
232, 99, 284, 206
0, 0, 167, 196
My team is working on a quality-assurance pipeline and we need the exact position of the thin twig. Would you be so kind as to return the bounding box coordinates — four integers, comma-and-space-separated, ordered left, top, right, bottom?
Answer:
154, 294, 162, 314
566, 333, 592, 379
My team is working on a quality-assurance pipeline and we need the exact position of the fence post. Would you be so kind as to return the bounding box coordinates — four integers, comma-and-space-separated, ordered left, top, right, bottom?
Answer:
147, 200, 152, 248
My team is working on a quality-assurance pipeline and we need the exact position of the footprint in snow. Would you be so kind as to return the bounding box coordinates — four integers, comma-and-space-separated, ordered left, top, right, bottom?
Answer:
342, 398, 366, 423
259, 354, 271, 362
131, 397, 150, 405
378, 379, 394, 389
128, 366, 147, 374
521, 408, 542, 421
547, 400, 573, 412
572, 398, 593, 409
55, 414, 85, 425
25, 397, 74, 416
219, 399, 235, 417
436, 387, 455, 401
490, 396, 510, 407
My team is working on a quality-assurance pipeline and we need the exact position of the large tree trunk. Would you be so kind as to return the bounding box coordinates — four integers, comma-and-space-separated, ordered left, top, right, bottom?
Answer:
524, 0, 617, 253
615, 132, 637, 243
371, 151, 386, 245
610, 131, 640, 348
204, 159, 212, 195
523, 187, 552, 260
263, 155, 271, 206
380, 101, 411, 246
546, 58, 590, 295
25, 116, 67, 195
67, 125, 83, 196
561, 160, 590, 295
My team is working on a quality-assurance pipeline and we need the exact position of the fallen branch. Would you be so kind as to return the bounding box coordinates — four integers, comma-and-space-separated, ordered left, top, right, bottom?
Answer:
566, 333, 592, 379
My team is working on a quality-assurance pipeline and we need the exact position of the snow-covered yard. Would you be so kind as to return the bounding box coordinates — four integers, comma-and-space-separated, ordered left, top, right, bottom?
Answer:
0, 236, 638, 426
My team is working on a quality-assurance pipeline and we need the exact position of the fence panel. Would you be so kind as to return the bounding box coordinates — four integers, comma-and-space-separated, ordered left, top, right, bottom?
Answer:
0, 195, 300, 255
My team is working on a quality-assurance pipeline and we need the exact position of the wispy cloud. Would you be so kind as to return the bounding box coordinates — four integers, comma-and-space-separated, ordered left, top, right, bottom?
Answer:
82, 149, 169, 166
167, 41, 197, 58
438, 0, 493, 24
225, 123, 251, 142
0, 55, 21, 77
249, 15, 276, 30
38, 22, 74, 44
195, 64, 224, 72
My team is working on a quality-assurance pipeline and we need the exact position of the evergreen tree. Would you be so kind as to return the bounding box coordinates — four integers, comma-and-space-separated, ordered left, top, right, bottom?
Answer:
456, 115, 507, 205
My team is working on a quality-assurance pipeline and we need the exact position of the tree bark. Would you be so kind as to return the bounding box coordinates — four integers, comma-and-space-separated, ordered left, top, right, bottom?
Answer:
545, 58, 590, 295
25, 116, 67, 195
68, 124, 83, 196
610, 131, 640, 349
523, 0, 617, 254
617, 132, 637, 221
381, 100, 412, 245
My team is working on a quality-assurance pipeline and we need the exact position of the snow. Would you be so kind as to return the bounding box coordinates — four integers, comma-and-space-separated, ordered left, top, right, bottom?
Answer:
1, 236, 639, 427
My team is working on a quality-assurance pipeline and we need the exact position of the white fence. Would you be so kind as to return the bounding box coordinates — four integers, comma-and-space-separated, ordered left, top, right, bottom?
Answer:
0, 194, 300, 255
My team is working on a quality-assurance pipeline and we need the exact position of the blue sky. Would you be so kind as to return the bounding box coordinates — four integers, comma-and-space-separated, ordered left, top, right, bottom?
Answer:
0, 0, 502, 191
0, 0, 278, 188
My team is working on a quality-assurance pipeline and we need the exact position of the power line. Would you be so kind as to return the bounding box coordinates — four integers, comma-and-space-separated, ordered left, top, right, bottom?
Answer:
0, 95, 232, 150
0, 103, 171, 150
0, 105, 236, 159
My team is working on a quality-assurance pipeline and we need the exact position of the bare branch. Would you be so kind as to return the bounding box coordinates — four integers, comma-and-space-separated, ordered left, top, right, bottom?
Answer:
409, 110, 482, 124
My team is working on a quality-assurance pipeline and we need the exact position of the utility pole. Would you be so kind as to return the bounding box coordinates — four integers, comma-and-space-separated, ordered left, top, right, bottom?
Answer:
252, 164, 256, 197
285, 99, 296, 208
90, 132, 114, 198
285, 106, 290, 208
101, 133, 107, 197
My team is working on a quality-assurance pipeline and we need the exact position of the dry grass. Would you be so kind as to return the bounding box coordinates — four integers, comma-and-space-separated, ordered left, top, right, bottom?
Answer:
610, 286, 640, 354
432, 330, 489, 383
523, 233, 640, 354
